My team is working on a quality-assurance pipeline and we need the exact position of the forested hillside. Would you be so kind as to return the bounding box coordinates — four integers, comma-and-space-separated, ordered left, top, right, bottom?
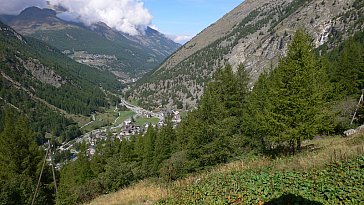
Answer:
0, 18, 133, 204
53, 29, 364, 204
0, 108, 56, 204
0, 21, 121, 142
1, 2, 364, 204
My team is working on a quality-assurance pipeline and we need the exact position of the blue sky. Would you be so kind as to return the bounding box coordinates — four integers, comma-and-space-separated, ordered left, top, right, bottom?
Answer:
0, 0, 243, 44
144, 0, 243, 43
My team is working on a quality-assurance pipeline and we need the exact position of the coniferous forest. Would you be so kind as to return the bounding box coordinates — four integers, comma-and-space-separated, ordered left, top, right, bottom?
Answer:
1, 28, 364, 204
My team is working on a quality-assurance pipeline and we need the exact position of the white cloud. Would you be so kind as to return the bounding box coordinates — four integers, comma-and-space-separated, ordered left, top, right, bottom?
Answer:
167, 34, 194, 44
0, 0, 194, 40
49, 0, 153, 35
0, 0, 153, 35
0, 0, 47, 15
149, 24, 159, 31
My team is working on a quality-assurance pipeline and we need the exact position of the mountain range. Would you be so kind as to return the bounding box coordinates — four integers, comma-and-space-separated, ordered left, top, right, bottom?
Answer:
0, 19, 122, 142
128, 0, 364, 110
0, 7, 180, 83
2, 1, 364, 204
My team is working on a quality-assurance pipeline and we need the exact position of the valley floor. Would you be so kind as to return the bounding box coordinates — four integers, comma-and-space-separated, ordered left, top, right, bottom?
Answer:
87, 133, 364, 205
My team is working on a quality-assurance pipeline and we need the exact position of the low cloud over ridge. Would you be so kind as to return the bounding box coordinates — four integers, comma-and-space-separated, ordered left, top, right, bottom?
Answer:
167, 34, 194, 44
0, 0, 152, 35
0, 0, 46, 15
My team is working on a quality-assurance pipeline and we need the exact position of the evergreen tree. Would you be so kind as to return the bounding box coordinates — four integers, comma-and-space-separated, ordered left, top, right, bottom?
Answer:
244, 72, 275, 149
176, 64, 250, 170
142, 126, 157, 176
330, 38, 364, 95
0, 107, 53, 204
57, 142, 94, 204
153, 119, 175, 174
134, 133, 145, 162
251, 29, 332, 153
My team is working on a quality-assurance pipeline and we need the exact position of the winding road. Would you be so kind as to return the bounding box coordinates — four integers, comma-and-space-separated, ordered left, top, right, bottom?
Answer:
119, 98, 164, 120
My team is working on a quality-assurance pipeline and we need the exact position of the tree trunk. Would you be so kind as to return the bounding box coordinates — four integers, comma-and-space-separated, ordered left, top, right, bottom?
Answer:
261, 137, 265, 151
297, 136, 302, 152
289, 138, 295, 155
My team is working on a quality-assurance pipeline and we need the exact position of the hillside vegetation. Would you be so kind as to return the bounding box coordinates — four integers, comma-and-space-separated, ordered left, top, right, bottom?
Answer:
159, 141, 364, 204
0, 21, 121, 142
128, 0, 364, 110
88, 134, 364, 205
1, 6, 364, 204
57, 29, 364, 205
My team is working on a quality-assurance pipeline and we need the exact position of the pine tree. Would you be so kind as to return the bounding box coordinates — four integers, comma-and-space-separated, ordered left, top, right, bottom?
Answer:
57, 141, 94, 204
260, 29, 331, 153
134, 133, 145, 162
332, 38, 364, 95
153, 119, 175, 174
176, 64, 250, 169
142, 126, 157, 176
0, 107, 52, 204
244, 72, 276, 149
0, 108, 41, 176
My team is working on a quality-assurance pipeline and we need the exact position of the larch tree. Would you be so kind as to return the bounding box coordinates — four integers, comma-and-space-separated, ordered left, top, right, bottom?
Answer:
256, 29, 332, 154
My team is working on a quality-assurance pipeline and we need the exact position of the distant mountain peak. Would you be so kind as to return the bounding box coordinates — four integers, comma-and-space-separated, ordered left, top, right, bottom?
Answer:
1, 6, 180, 82
1, 7, 77, 35
18, 7, 57, 20
145, 26, 159, 35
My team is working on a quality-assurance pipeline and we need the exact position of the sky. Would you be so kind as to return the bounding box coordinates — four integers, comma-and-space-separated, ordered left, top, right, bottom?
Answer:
144, 0, 242, 43
0, 0, 243, 44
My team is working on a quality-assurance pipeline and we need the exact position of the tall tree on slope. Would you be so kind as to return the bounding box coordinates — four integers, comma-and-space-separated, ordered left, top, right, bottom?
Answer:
249, 29, 332, 154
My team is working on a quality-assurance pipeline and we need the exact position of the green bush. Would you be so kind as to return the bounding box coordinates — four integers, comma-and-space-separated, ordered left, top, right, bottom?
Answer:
159, 151, 189, 181
99, 154, 135, 192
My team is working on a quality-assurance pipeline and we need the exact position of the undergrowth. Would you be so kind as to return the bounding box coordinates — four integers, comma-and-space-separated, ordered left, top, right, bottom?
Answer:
158, 155, 364, 204
87, 134, 364, 205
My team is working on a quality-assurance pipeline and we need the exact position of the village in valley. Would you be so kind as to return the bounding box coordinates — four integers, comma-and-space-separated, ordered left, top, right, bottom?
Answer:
52, 99, 182, 170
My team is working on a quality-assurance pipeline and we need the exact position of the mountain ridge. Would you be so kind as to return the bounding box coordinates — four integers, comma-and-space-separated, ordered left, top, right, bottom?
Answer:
128, 0, 364, 110
1, 7, 180, 81
154, 0, 267, 72
0, 20, 123, 142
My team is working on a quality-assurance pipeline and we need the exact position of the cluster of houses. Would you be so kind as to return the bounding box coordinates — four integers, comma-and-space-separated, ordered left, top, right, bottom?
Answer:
116, 120, 144, 140
171, 110, 182, 123
83, 120, 146, 156
56, 109, 183, 163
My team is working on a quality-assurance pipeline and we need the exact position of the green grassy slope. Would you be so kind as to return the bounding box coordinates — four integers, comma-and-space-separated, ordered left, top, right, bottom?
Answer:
87, 134, 364, 205
159, 156, 364, 204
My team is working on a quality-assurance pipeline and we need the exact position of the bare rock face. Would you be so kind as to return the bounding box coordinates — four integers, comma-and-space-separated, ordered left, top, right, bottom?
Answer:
21, 58, 67, 88
129, 0, 364, 110
158, 0, 268, 71
227, 0, 357, 84
0, 21, 25, 42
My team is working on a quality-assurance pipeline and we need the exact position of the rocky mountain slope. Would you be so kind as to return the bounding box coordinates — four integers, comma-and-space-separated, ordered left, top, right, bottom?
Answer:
1, 7, 180, 82
128, 0, 364, 110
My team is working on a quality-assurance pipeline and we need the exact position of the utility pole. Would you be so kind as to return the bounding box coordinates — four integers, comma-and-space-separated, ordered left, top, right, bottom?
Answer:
351, 89, 364, 124
50, 140, 58, 194
32, 142, 50, 205
31, 137, 58, 205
